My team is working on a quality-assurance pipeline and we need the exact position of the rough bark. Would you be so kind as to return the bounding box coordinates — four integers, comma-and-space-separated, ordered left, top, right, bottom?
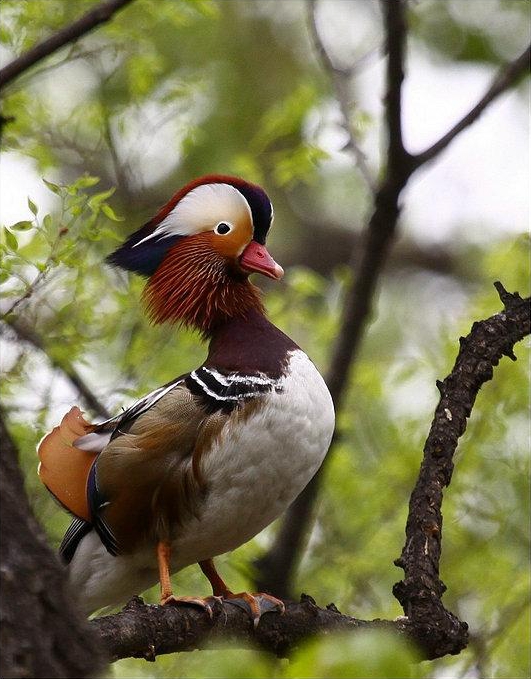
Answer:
0, 413, 106, 678
393, 283, 531, 659
92, 594, 392, 661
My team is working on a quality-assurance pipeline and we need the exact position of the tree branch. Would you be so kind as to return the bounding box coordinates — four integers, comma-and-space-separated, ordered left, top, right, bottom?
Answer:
411, 44, 531, 169
2, 319, 112, 420
307, 0, 375, 190
90, 593, 435, 662
1, 229, 68, 321
0, 0, 135, 89
393, 283, 531, 659
92, 594, 391, 662
254, 0, 410, 598
254, 0, 530, 599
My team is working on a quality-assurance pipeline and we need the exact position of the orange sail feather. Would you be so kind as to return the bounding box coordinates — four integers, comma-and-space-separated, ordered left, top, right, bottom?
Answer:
37, 406, 97, 521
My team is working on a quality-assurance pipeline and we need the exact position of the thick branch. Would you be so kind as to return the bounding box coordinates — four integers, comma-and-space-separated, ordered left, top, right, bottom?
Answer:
411, 44, 531, 169
393, 284, 531, 659
254, 0, 410, 598
93, 595, 370, 661
93, 593, 453, 662
0, 0, 135, 88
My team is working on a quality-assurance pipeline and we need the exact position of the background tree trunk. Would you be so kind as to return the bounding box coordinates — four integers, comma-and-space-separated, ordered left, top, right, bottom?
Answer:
0, 413, 105, 679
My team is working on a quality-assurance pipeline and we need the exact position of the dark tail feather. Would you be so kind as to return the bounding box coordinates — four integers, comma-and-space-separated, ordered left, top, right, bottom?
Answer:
59, 517, 93, 564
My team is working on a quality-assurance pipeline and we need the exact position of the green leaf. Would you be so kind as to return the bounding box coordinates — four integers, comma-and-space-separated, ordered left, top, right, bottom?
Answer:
27, 197, 38, 215
286, 630, 419, 678
11, 220, 33, 231
73, 175, 100, 189
3, 228, 18, 252
101, 204, 124, 222
42, 178, 61, 195
99, 228, 124, 242
0, 25, 12, 45
88, 187, 116, 211
42, 214, 53, 231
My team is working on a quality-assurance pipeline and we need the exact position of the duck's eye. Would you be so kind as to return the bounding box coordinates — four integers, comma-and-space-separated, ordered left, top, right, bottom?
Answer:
215, 222, 232, 235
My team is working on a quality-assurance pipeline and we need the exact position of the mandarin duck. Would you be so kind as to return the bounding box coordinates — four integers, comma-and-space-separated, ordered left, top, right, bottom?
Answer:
37, 175, 335, 623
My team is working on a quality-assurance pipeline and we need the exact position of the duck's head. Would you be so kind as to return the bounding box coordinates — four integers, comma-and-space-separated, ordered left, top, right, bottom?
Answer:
107, 175, 283, 333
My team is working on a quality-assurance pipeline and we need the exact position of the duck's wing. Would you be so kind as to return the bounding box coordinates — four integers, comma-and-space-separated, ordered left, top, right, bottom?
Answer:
37, 374, 187, 523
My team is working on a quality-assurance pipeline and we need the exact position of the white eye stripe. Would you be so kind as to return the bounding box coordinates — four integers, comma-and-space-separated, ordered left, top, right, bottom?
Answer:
133, 183, 251, 248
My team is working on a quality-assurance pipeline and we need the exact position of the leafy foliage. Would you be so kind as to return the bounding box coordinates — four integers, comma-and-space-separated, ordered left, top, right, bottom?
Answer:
1, 1, 529, 677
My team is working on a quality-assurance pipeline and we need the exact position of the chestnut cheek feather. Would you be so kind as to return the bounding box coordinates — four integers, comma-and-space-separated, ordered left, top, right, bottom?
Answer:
143, 235, 264, 334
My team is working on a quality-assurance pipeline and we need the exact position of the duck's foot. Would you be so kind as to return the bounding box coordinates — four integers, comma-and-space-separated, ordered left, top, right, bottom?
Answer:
161, 594, 223, 619
223, 592, 285, 628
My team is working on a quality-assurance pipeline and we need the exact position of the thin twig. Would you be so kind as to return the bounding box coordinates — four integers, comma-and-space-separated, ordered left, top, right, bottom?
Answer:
411, 44, 531, 169
6, 45, 111, 92
101, 101, 133, 199
0, 0, 135, 88
2, 319, 112, 420
1, 230, 66, 320
307, 0, 376, 190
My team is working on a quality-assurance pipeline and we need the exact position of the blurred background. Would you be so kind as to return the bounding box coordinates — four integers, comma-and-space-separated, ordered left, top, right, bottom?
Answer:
1, 1, 529, 677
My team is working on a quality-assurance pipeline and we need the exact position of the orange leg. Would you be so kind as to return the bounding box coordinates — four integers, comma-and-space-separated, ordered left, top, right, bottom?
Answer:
157, 541, 174, 604
156, 542, 219, 615
199, 558, 233, 597
199, 558, 285, 628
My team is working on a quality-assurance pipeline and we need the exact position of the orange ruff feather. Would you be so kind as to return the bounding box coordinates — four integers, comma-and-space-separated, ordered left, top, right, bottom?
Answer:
144, 234, 264, 333
37, 406, 96, 521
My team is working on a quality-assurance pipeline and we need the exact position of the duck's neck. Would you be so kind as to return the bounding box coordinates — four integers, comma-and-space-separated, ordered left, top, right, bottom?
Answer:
143, 238, 298, 372
206, 307, 299, 377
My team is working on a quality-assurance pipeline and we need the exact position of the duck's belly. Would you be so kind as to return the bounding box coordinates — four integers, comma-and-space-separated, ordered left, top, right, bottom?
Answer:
171, 350, 335, 568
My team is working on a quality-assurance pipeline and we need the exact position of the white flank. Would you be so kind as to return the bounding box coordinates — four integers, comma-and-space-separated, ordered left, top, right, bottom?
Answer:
133, 183, 252, 246
68, 350, 335, 614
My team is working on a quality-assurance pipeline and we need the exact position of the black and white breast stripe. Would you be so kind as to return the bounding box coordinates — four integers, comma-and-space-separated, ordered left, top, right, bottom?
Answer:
186, 367, 282, 412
